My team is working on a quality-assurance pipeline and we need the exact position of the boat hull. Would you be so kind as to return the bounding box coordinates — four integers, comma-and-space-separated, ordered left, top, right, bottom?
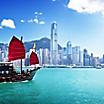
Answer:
0, 67, 40, 83
25, 68, 39, 81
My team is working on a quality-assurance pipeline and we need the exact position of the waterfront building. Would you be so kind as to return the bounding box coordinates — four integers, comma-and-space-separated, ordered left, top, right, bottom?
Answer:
102, 54, 104, 63
93, 57, 100, 66
43, 48, 50, 65
4, 48, 8, 62
50, 22, 58, 65
72, 46, 81, 65
62, 47, 67, 65
38, 48, 43, 65
57, 50, 62, 65
89, 53, 95, 66
25, 52, 30, 66
37, 48, 50, 65
83, 49, 90, 66
67, 41, 72, 65
0, 44, 8, 61
0, 48, 2, 61
79, 51, 83, 66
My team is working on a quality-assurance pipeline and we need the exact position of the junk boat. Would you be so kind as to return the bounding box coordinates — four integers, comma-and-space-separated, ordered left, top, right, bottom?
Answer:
0, 36, 40, 82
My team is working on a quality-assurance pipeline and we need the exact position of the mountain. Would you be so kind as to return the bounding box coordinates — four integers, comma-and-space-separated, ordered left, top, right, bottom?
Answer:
0, 37, 62, 53
24, 37, 62, 52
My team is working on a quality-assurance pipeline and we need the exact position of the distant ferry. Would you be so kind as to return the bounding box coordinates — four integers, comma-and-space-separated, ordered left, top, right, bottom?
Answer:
0, 36, 40, 82
96, 65, 102, 69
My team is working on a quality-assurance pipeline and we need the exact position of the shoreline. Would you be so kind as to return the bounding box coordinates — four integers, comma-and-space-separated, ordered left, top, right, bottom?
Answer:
42, 65, 95, 68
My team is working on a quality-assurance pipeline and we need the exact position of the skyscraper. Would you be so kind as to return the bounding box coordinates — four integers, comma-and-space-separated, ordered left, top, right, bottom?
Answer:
103, 54, 104, 63
38, 48, 43, 65
83, 49, 90, 66
62, 47, 67, 65
50, 22, 58, 65
43, 48, 50, 65
72, 46, 81, 65
67, 41, 72, 65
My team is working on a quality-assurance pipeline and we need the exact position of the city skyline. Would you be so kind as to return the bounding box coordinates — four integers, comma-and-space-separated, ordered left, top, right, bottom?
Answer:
0, 0, 104, 57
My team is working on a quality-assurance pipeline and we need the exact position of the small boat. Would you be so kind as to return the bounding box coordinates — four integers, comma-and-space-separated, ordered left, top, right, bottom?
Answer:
0, 36, 40, 82
96, 65, 102, 69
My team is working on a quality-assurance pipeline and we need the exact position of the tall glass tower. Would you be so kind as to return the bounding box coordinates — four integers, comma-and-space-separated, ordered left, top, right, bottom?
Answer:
50, 22, 58, 65
67, 41, 72, 65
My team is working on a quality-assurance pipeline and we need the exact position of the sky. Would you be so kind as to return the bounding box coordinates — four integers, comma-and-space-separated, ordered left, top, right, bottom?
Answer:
0, 0, 104, 57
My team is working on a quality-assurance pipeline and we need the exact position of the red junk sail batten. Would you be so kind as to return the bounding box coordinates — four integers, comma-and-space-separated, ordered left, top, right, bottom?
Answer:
30, 51, 39, 65
8, 36, 25, 61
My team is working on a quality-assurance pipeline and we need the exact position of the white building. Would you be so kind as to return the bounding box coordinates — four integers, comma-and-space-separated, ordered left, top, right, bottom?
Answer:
72, 46, 81, 65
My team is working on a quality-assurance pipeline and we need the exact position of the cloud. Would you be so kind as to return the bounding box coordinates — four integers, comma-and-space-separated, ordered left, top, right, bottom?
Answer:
34, 12, 38, 15
39, 21, 45, 24
33, 18, 39, 24
39, 12, 43, 15
20, 20, 25, 23
1, 19, 15, 29
34, 12, 43, 15
67, 0, 104, 14
20, 11, 45, 25
21, 18, 45, 25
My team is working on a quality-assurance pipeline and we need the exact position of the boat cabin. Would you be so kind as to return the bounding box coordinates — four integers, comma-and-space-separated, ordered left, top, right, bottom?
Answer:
0, 62, 15, 77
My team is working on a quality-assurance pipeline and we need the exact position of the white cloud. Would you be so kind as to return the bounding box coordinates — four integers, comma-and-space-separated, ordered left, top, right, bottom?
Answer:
39, 12, 43, 15
34, 12, 38, 14
1, 19, 15, 29
33, 18, 39, 24
39, 21, 45, 25
20, 20, 25, 23
34, 12, 43, 15
20, 13, 45, 25
67, 0, 104, 14
22, 18, 45, 25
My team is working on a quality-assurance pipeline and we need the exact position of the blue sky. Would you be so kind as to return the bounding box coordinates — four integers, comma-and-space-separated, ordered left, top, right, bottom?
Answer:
0, 0, 104, 57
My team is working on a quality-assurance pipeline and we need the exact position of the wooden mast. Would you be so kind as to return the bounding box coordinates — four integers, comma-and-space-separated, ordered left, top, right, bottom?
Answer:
21, 36, 23, 74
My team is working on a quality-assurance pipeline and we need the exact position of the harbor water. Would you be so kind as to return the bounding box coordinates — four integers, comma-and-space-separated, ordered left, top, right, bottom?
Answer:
0, 68, 104, 104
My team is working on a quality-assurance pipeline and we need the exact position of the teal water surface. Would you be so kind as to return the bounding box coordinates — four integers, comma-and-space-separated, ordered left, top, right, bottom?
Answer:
0, 68, 104, 104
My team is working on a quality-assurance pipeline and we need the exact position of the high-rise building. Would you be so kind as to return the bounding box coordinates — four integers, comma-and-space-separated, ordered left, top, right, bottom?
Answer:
92, 57, 100, 66
83, 49, 90, 66
103, 54, 104, 63
38, 48, 43, 65
43, 48, 50, 65
72, 46, 81, 65
67, 41, 72, 65
0, 48, 2, 61
25, 52, 30, 66
50, 22, 58, 65
62, 47, 67, 65
89, 53, 95, 66
37, 48, 50, 65
80, 51, 83, 66
57, 50, 62, 65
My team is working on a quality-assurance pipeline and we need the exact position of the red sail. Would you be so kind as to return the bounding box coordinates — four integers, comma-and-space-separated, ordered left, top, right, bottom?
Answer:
8, 36, 25, 61
30, 51, 39, 65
